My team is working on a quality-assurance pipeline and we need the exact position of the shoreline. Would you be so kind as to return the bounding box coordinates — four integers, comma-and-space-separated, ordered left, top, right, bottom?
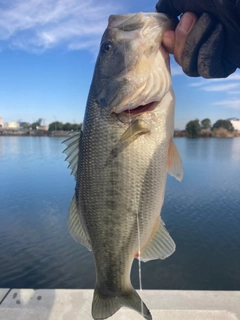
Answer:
1, 129, 240, 138
0, 130, 70, 137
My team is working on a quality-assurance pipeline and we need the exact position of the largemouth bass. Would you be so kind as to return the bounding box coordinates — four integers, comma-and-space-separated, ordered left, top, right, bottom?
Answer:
63, 12, 183, 320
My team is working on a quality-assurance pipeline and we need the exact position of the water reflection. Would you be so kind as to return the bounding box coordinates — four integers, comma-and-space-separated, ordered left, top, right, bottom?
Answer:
0, 136, 240, 290
181, 137, 240, 164
231, 138, 240, 162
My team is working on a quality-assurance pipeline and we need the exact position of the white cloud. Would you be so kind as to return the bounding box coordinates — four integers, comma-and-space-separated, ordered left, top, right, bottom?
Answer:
201, 83, 239, 92
228, 91, 240, 95
214, 99, 240, 109
208, 72, 240, 82
188, 70, 240, 88
0, 0, 122, 52
187, 70, 240, 110
188, 81, 204, 87
228, 73, 240, 80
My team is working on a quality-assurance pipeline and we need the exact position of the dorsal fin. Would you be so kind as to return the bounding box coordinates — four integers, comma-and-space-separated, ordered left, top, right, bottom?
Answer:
140, 219, 175, 262
62, 131, 81, 180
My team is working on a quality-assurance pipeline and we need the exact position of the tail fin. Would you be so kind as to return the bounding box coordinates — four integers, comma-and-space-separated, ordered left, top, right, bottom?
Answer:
92, 287, 152, 320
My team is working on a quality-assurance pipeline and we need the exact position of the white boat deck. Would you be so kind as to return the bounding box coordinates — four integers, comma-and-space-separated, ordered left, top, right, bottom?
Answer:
0, 289, 239, 320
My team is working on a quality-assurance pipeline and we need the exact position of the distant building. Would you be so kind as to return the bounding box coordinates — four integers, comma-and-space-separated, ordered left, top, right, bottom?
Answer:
4, 122, 20, 130
36, 125, 49, 131
229, 118, 240, 132
0, 117, 3, 128
19, 122, 30, 129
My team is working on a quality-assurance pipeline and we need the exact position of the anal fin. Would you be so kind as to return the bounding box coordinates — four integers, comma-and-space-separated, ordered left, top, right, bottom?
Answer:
140, 219, 176, 262
68, 195, 91, 251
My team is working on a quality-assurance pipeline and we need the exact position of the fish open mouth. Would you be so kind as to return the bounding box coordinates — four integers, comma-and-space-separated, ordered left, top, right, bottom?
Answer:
122, 101, 158, 116
115, 101, 160, 123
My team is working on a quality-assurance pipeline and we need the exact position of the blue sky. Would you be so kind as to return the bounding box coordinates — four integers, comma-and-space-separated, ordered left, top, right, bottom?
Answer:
0, 0, 239, 130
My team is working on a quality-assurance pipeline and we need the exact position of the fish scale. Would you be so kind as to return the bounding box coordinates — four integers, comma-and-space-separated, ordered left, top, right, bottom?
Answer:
63, 12, 183, 320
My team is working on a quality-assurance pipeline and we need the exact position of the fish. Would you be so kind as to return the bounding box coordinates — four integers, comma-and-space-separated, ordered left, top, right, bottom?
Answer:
63, 12, 183, 320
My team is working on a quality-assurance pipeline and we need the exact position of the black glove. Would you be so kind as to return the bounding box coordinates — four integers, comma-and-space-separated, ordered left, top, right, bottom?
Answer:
156, 0, 240, 78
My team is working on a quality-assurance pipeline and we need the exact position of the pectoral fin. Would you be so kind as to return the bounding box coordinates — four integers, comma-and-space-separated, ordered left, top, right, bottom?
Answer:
167, 139, 183, 181
140, 219, 176, 262
120, 120, 150, 142
105, 120, 149, 166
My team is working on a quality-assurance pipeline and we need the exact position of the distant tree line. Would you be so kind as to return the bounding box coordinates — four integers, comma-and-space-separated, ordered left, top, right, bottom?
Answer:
23, 119, 82, 131
20, 118, 44, 130
48, 121, 82, 131
186, 118, 234, 138
30, 118, 43, 130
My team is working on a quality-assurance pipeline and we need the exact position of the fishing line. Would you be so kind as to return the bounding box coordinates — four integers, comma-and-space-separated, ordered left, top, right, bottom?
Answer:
127, 97, 144, 316
122, 17, 143, 316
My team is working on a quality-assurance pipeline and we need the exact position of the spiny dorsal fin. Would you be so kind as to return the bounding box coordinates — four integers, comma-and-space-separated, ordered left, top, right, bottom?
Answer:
68, 195, 91, 251
140, 219, 176, 262
62, 131, 81, 180
167, 139, 183, 181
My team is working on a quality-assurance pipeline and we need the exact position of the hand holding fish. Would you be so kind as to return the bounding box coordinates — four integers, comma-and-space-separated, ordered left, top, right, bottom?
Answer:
156, 0, 240, 78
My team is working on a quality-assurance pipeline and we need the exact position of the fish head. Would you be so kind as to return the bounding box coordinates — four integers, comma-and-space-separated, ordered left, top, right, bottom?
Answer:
92, 12, 176, 121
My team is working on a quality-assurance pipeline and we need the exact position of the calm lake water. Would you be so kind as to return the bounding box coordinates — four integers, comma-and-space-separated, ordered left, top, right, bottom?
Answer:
0, 136, 240, 290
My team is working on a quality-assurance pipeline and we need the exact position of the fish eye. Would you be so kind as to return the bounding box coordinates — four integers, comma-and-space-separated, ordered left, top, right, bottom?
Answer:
101, 41, 112, 53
